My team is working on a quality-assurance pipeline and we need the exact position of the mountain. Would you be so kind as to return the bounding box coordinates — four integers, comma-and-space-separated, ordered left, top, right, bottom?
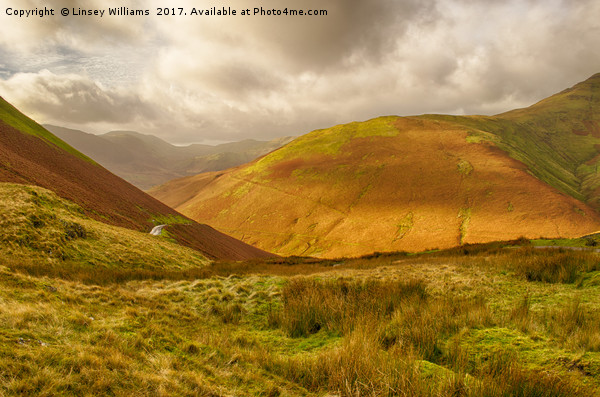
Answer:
150, 74, 600, 258
0, 97, 274, 260
44, 124, 295, 190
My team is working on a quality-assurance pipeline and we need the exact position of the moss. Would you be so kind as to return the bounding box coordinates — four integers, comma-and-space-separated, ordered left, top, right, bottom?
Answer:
457, 159, 474, 176
395, 212, 414, 241
149, 214, 192, 226
458, 207, 471, 245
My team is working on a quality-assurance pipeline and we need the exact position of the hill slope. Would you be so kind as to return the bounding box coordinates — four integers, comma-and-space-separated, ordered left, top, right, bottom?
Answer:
45, 124, 294, 190
150, 74, 600, 258
0, 97, 273, 260
0, 183, 210, 269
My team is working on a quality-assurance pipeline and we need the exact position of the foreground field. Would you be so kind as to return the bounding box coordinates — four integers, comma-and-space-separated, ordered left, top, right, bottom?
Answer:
2, 243, 600, 396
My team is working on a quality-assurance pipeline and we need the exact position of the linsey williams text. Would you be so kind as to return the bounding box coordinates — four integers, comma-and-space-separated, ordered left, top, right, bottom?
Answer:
73, 8, 150, 17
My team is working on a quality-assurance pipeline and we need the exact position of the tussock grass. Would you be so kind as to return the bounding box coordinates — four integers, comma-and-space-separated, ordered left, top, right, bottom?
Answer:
3, 230, 600, 395
278, 278, 426, 337
273, 325, 427, 396
260, 274, 595, 396
510, 247, 600, 283
544, 297, 600, 352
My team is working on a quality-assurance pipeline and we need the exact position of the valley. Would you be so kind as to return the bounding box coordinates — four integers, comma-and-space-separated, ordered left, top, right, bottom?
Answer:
2, 75, 600, 396
45, 124, 294, 190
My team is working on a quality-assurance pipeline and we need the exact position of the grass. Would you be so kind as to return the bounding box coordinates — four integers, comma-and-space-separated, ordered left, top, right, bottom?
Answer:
242, 116, 400, 176
511, 248, 600, 283
0, 183, 209, 270
149, 213, 192, 226
2, 183, 600, 394
3, 233, 600, 395
421, 74, 600, 206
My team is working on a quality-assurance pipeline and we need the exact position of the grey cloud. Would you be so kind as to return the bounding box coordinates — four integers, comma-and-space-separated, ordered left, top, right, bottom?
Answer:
1, 0, 600, 145
0, 0, 147, 52
0, 71, 158, 124
192, 62, 285, 98
222, 0, 439, 72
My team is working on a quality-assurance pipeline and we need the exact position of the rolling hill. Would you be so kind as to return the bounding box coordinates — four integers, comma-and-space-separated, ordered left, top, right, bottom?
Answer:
44, 124, 294, 190
0, 97, 274, 260
150, 73, 600, 258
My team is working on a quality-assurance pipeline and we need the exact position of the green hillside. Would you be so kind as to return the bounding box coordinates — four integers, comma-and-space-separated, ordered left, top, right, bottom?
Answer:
153, 105, 600, 257
423, 73, 600, 205
0, 183, 209, 271
0, 97, 273, 260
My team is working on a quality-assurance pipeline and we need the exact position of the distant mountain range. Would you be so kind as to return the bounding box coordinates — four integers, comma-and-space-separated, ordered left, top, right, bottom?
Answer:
44, 124, 295, 190
150, 73, 600, 258
0, 97, 274, 260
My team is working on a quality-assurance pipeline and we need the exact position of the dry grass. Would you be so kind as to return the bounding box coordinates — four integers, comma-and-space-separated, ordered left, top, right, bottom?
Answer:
0, 183, 209, 271
277, 278, 426, 337
3, 239, 600, 395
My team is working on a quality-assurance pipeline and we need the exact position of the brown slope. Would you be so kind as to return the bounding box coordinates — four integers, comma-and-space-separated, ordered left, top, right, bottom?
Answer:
151, 116, 600, 258
0, 119, 273, 261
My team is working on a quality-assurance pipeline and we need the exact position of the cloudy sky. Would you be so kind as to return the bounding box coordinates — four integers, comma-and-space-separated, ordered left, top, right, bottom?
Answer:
0, 0, 599, 144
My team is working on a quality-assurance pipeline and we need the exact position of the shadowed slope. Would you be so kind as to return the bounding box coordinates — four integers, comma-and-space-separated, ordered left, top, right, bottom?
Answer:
0, 97, 273, 260
45, 124, 295, 190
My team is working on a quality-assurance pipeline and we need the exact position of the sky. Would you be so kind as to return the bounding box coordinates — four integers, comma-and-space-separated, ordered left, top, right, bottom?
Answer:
0, 0, 599, 145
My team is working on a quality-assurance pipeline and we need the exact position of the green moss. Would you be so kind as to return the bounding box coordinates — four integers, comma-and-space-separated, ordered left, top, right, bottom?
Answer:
457, 160, 474, 176
458, 207, 471, 244
149, 213, 192, 226
395, 212, 414, 241
459, 327, 588, 373
232, 182, 253, 198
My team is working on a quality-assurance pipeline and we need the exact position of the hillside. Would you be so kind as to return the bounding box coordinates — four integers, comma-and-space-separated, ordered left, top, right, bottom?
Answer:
45, 124, 294, 190
0, 183, 209, 270
150, 74, 600, 258
0, 97, 274, 260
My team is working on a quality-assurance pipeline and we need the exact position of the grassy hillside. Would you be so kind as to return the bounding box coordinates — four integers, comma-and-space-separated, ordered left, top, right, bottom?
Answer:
0, 98, 94, 163
151, 73, 600, 258
421, 74, 600, 206
498, 73, 600, 206
152, 116, 600, 258
3, 241, 600, 395
0, 183, 209, 271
